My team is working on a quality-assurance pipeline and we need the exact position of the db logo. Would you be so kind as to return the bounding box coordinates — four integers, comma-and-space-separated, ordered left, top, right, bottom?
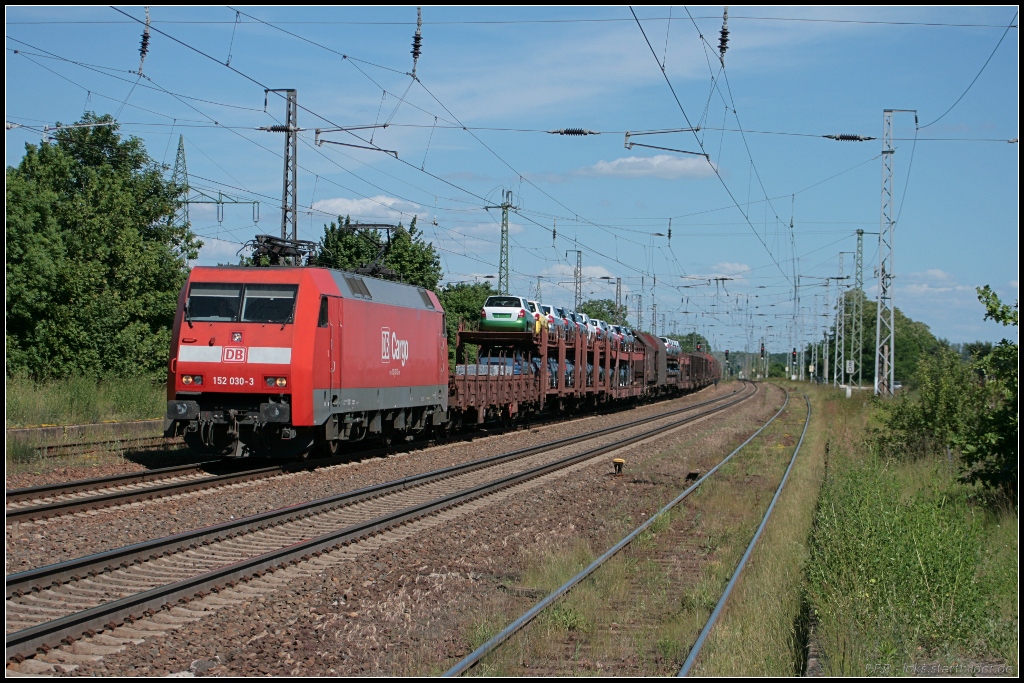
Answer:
223, 347, 247, 363
380, 327, 409, 367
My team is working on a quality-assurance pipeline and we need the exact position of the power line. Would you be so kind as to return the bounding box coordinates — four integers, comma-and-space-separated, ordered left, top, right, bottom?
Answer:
221, 8, 672, 282
920, 10, 1018, 129
629, 6, 792, 286
9, 15, 1018, 28
6, 39, 266, 112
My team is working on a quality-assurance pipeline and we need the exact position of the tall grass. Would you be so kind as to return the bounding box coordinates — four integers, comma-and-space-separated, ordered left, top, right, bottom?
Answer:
805, 453, 1017, 674
5, 374, 166, 427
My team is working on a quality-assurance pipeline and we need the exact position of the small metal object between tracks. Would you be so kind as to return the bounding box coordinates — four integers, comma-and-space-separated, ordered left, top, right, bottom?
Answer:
443, 386, 789, 677
678, 393, 812, 677
5, 384, 756, 660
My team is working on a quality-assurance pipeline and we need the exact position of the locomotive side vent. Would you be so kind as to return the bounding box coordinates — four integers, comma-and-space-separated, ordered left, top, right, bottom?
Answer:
345, 275, 373, 300
418, 289, 435, 309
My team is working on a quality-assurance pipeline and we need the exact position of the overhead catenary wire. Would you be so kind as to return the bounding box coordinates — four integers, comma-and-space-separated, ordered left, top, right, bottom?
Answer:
9, 15, 1019, 28
630, 6, 792, 287
919, 10, 1018, 129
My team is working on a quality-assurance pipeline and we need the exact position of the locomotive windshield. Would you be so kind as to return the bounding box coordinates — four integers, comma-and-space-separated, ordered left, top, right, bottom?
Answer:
240, 285, 298, 323
187, 283, 242, 321
186, 283, 297, 324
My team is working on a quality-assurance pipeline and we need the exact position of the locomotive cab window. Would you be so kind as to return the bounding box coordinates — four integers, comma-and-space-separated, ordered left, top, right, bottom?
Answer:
241, 285, 298, 324
187, 283, 242, 322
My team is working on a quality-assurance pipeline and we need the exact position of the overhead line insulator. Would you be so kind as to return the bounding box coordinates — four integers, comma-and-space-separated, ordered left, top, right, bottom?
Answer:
718, 6, 730, 63
411, 7, 423, 78
548, 128, 600, 136
824, 134, 876, 142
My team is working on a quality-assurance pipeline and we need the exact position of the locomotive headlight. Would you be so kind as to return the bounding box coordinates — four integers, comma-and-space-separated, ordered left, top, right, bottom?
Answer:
181, 375, 193, 385
192, 375, 203, 386
275, 377, 288, 388
265, 377, 275, 387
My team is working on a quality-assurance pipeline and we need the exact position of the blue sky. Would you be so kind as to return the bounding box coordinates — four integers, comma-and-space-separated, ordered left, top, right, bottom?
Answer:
6, 6, 1019, 353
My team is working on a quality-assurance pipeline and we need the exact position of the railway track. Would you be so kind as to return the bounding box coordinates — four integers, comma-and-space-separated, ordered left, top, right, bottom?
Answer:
19, 435, 182, 460
6, 461, 293, 523
5, 381, 758, 661
6, 387, 742, 524
6, 420, 177, 460
443, 389, 810, 677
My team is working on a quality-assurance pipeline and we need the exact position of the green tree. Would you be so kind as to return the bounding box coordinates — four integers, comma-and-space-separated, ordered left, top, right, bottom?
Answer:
578, 298, 628, 326
669, 331, 711, 353
436, 281, 495, 368
315, 215, 442, 290
955, 286, 1018, 494
815, 289, 944, 387
5, 113, 199, 380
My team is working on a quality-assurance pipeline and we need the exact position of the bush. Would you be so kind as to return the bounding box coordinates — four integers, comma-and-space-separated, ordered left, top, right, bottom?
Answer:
873, 349, 984, 461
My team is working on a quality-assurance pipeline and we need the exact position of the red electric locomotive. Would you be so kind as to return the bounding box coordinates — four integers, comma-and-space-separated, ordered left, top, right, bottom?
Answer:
164, 263, 448, 458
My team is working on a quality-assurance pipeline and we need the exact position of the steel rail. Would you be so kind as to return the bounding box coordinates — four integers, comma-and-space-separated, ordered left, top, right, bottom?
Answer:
5, 383, 756, 661
6, 462, 216, 503
24, 436, 182, 460
6, 387, 735, 522
443, 384, 787, 677
6, 382, 752, 598
678, 393, 812, 676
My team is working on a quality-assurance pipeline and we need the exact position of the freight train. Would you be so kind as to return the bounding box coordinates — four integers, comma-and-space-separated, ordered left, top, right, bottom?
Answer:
165, 255, 720, 458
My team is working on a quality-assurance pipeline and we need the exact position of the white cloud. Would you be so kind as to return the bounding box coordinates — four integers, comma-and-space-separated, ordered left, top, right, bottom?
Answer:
194, 237, 245, 267
576, 155, 715, 180
902, 283, 973, 297
312, 195, 421, 222
918, 268, 953, 281
710, 261, 752, 276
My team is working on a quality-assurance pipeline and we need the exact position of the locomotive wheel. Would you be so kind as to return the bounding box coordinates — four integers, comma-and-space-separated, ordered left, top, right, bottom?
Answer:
184, 429, 235, 457
321, 438, 340, 458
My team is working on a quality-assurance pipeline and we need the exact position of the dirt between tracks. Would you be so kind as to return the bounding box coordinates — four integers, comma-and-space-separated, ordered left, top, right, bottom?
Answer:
5, 385, 736, 575
51, 383, 782, 677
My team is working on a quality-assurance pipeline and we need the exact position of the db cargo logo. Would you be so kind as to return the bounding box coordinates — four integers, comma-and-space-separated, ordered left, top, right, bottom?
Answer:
222, 347, 247, 363
380, 327, 409, 367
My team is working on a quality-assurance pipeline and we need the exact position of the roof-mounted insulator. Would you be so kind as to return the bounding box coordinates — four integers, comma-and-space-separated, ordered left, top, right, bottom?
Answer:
548, 128, 600, 136
138, 6, 151, 75
824, 134, 876, 142
718, 6, 729, 63
410, 7, 423, 78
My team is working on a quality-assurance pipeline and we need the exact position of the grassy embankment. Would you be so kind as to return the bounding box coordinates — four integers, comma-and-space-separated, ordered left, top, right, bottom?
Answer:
694, 383, 1017, 676
6, 374, 166, 428
6, 375, 167, 467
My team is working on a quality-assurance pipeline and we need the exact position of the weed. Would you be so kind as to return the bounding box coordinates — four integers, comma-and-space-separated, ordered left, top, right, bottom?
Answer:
468, 617, 502, 651
656, 636, 684, 663
546, 604, 590, 633
6, 439, 38, 465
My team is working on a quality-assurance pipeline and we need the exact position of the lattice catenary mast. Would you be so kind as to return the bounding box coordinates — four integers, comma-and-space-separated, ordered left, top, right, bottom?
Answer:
875, 109, 916, 396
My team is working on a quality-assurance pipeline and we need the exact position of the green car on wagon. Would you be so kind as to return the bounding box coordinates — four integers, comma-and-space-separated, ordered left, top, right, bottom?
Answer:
480, 295, 535, 332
